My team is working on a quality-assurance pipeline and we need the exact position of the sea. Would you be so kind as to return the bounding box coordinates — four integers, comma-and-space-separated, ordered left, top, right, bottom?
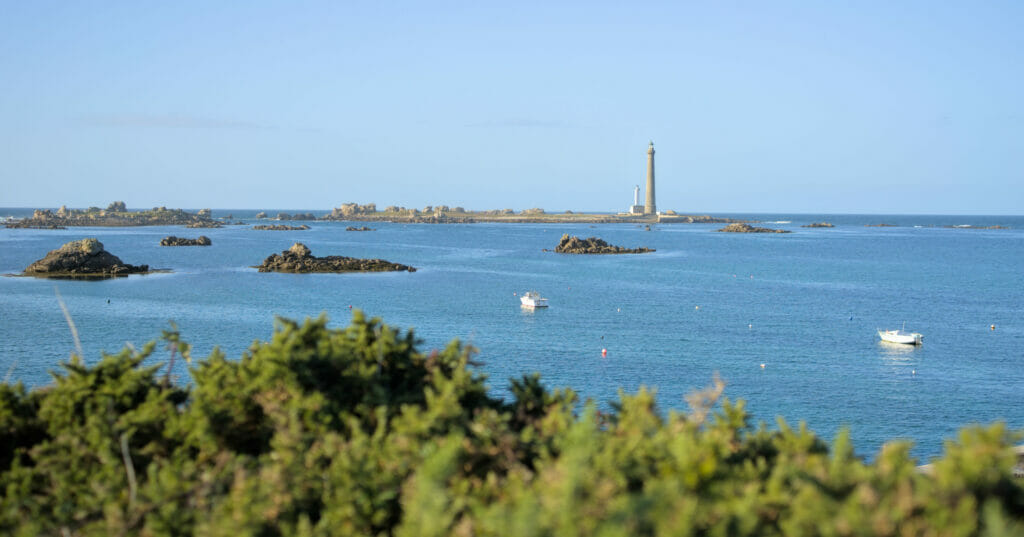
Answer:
1, 209, 1022, 462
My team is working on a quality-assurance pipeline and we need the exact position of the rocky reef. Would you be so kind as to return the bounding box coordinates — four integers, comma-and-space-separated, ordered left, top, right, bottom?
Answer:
186, 221, 223, 229
345, 226, 374, 231
160, 236, 211, 246
253, 224, 310, 231
255, 243, 415, 273
6, 203, 216, 228
550, 234, 654, 254
23, 239, 149, 278
801, 222, 834, 228
716, 223, 791, 234
277, 212, 317, 221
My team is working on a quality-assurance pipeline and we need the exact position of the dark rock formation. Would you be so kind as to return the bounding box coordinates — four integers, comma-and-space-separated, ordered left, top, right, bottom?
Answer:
253, 224, 310, 231
23, 239, 149, 277
255, 243, 416, 273
278, 212, 317, 221
346, 226, 374, 231
160, 235, 211, 246
186, 221, 223, 229
551, 234, 654, 254
801, 222, 834, 228
716, 223, 791, 234
4, 222, 66, 229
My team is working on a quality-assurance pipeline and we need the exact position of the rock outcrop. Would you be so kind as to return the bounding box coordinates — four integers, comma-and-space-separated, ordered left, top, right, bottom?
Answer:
345, 226, 374, 231
255, 211, 268, 219
160, 235, 211, 246
551, 234, 654, 254
801, 222, 834, 228
186, 221, 223, 229
255, 243, 416, 273
253, 224, 310, 231
23, 239, 149, 277
716, 223, 791, 234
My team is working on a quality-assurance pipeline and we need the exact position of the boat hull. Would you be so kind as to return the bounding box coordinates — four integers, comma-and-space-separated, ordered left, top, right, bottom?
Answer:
878, 330, 923, 345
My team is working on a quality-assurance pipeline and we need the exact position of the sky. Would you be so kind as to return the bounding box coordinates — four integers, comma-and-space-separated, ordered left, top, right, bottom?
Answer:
1, 1, 1022, 214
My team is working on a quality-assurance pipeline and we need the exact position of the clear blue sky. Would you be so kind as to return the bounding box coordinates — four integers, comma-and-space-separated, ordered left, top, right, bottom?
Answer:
1, 1, 1022, 213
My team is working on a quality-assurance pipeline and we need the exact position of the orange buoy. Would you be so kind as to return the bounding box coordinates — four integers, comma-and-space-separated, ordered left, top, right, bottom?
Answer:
991, 324, 996, 331
601, 348, 607, 358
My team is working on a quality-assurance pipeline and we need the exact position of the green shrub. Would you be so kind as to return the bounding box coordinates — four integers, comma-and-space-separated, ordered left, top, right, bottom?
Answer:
0, 312, 1020, 536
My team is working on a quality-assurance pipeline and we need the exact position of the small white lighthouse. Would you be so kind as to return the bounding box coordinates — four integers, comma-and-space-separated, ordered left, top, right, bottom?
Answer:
630, 185, 644, 214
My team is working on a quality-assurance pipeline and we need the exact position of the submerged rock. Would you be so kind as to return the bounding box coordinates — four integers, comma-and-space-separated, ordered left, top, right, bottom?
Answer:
23, 239, 149, 277
716, 223, 791, 234
345, 226, 374, 231
160, 235, 211, 246
256, 243, 416, 273
551, 234, 654, 254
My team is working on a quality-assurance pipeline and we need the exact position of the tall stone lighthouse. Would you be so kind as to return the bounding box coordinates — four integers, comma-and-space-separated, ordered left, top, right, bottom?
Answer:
644, 141, 656, 215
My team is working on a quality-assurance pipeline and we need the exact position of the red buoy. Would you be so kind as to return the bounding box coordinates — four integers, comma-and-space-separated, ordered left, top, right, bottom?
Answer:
601, 348, 607, 358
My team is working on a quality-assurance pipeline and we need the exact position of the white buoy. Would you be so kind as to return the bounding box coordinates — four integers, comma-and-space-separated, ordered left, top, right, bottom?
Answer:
748, 324, 752, 329
695, 305, 700, 310
760, 363, 766, 369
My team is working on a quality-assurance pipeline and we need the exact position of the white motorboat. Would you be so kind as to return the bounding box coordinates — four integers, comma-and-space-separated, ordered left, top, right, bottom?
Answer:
878, 324, 923, 345
520, 291, 548, 308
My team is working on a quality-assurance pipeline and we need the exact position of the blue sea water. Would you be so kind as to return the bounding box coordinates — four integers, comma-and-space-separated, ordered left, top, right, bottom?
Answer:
1, 210, 1022, 461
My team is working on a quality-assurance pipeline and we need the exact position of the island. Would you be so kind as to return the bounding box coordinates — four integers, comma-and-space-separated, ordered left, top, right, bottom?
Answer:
160, 236, 211, 246
716, 223, 792, 234
22, 238, 151, 278
252, 224, 310, 231
801, 222, 834, 228
319, 202, 745, 225
255, 243, 416, 273
549, 234, 654, 254
5, 202, 217, 228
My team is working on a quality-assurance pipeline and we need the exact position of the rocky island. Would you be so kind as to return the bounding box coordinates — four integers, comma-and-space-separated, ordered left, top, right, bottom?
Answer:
345, 226, 374, 231
549, 234, 654, 254
255, 243, 416, 273
716, 223, 792, 234
160, 236, 211, 246
252, 224, 310, 231
801, 222, 834, 228
5, 202, 218, 228
319, 202, 745, 225
22, 239, 150, 278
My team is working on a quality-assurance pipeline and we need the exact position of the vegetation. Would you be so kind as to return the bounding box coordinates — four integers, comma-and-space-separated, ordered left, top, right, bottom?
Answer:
1, 313, 1021, 536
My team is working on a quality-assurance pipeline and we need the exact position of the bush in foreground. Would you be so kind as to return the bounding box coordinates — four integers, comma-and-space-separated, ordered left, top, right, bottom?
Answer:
1, 313, 1021, 536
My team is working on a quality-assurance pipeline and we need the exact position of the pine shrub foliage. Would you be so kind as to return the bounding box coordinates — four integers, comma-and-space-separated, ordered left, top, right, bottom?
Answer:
1, 312, 1021, 536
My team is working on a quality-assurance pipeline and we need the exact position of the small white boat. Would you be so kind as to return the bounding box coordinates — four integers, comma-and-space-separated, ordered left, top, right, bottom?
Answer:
878, 323, 923, 345
520, 291, 548, 308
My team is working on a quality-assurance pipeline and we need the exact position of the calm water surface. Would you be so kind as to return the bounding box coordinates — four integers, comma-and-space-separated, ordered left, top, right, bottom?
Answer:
2, 210, 1022, 461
